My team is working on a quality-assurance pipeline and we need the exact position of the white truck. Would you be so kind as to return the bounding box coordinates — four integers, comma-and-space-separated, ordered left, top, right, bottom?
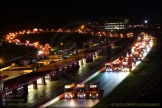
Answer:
64, 83, 75, 99
105, 63, 113, 72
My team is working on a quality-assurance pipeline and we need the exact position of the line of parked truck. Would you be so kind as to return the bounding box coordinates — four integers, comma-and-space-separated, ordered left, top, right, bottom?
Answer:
105, 33, 153, 72
64, 83, 104, 99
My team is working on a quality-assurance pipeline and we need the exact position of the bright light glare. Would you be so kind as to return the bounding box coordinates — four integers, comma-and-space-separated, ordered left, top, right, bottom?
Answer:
38, 50, 43, 54
34, 28, 38, 31
37, 78, 42, 84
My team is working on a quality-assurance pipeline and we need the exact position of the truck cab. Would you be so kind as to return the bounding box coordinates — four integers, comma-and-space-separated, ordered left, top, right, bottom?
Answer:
105, 63, 113, 72
122, 61, 129, 72
112, 60, 122, 71
76, 84, 88, 98
89, 83, 99, 98
127, 56, 135, 72
64, 83, 75, 99
133, 51, 142, 61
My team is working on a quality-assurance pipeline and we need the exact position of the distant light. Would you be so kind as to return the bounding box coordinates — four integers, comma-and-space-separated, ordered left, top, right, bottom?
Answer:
0, 58, 3, 64
144, 20, 148, 24
34, 28, 38, 31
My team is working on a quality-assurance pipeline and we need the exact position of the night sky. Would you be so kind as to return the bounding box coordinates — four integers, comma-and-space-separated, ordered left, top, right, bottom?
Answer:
1, 1, 161, 31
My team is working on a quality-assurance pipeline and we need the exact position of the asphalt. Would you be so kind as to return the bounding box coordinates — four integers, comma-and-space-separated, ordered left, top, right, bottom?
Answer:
51, 71, 130, 108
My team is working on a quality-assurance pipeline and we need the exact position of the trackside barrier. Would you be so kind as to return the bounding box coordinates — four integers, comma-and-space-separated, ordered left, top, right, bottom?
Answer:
0, 66, 12, 71
38, 38, 137, 108
81, 67, 105, 84
38, 94, 64, 108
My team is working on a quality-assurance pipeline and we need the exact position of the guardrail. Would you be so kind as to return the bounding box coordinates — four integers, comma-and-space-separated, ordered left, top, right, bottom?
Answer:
0, 66, 12, 71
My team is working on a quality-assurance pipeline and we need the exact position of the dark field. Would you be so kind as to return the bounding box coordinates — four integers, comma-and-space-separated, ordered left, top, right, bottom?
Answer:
0, 42, 37, 67
16, 32, 102, 48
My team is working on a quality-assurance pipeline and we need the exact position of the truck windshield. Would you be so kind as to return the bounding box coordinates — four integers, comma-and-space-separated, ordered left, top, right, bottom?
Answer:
77, 88, 84, 92
90, 88, 97, 91
64, 88, 73, 92
106, 65, 111, 68
123, 65, 127, 68
113, 64, 120, 67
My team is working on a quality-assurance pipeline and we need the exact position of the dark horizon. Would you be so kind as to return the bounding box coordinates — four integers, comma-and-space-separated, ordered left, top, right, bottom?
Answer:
1, 1, 161, 31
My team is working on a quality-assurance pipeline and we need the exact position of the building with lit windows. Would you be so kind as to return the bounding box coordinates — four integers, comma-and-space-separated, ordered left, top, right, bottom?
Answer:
104, 19, 129, 31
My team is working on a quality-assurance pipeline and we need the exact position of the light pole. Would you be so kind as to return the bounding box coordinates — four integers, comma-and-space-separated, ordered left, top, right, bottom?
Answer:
60, 42, 63, 50
0, 59, 3, 71
144, 20, 148, 28
81, 25, 84, 29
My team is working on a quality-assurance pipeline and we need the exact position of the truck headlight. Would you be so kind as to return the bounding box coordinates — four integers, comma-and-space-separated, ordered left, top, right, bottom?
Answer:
65, 94, 67, 98
70, 94, 73, 98
89, 94, 91, 96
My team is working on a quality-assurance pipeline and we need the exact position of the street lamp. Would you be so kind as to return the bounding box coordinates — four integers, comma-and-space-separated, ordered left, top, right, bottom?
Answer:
0, 58, 3, 71
60, 42, 63, 50
81, 25, 84, 29
0, 59, 3, 64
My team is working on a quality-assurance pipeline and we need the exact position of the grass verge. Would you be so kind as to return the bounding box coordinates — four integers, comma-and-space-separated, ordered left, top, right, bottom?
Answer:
93, 37, 161, 108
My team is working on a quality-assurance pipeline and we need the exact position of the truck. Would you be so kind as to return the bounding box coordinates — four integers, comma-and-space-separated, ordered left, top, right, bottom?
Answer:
105, 63, 113, 72
122, 61, 129, 72
37, 60, 50, 65
133, 51, 142, 61
112, 60, 122, 71
76, 84, 88, 98
64, 83, 75, 99
46, 54, 65, 62
89, 83, 100, 98
19, 59, 30, 66
127, 56, 135, 72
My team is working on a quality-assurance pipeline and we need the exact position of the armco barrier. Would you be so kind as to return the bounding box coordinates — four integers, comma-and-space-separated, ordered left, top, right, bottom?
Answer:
0, 66, 12, 71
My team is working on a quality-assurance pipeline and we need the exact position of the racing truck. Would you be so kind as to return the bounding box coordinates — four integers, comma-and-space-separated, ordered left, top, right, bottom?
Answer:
127, 56, 135, 72
89, 83, 100, 98
64, 83, 75, 99
112, 60, 122, 71
122, 61, 129, 72
76, 84, 88, 99
133, 51, 142, 61
105, 62, 113, 72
